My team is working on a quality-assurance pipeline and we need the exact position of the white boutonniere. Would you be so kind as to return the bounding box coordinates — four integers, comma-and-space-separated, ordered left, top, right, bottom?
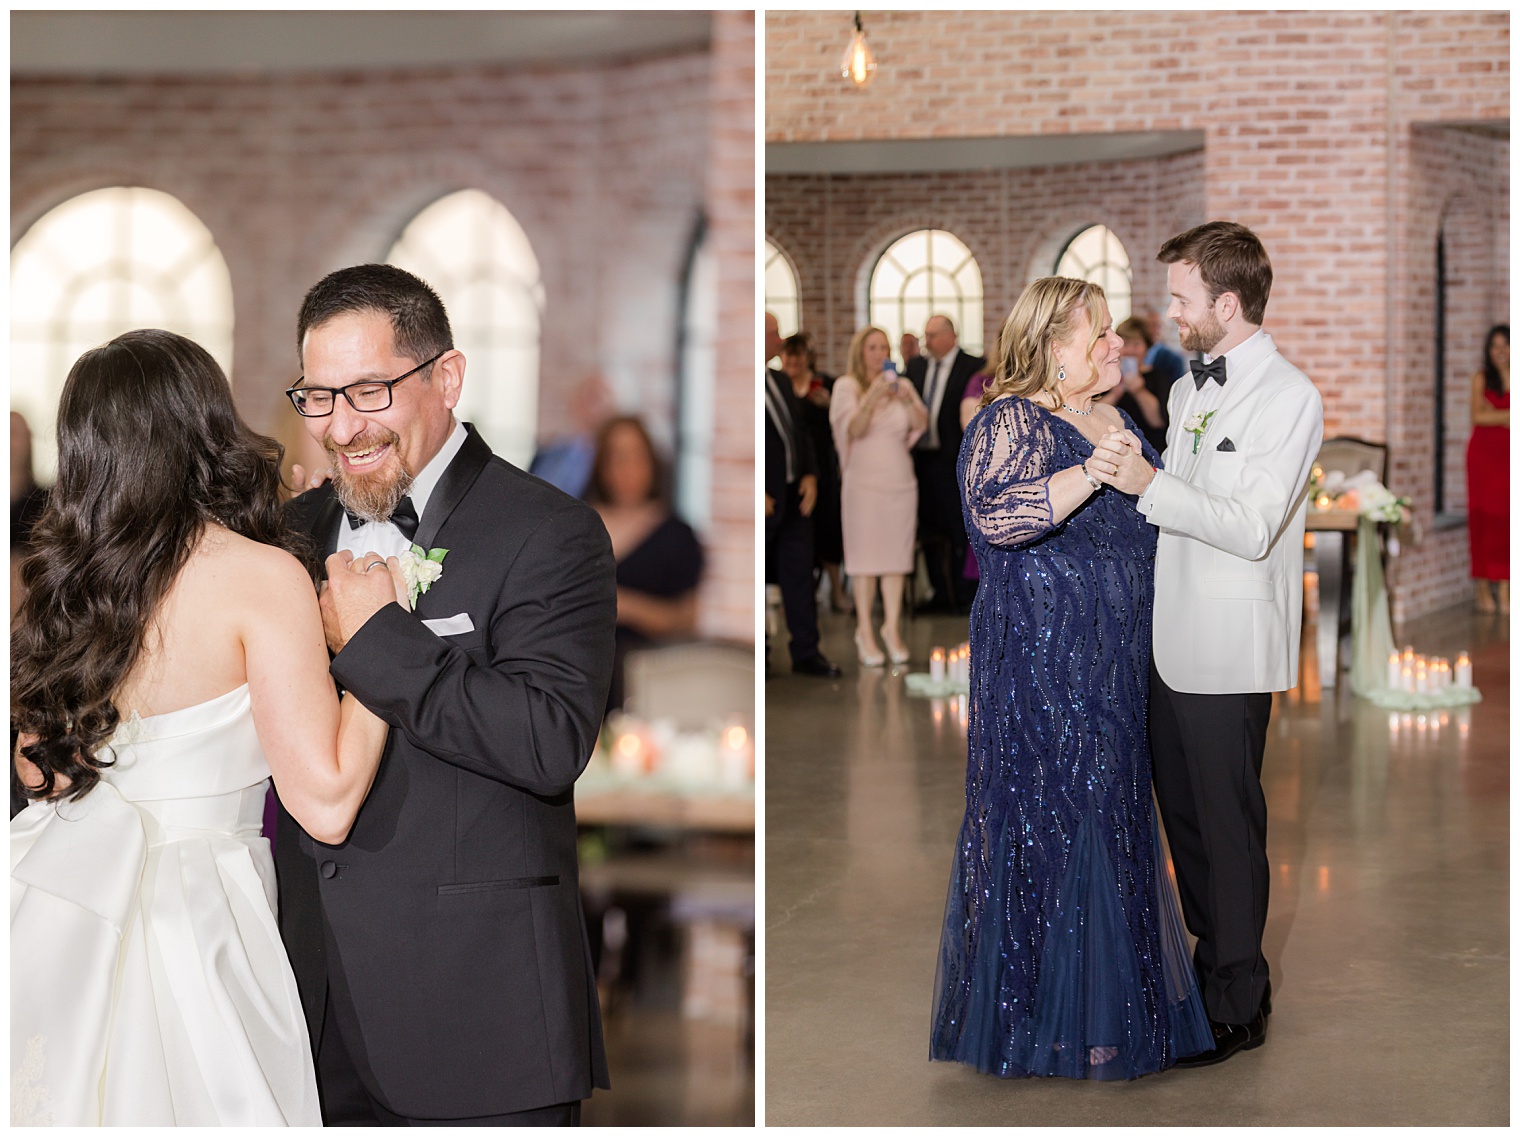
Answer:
400, 544, 448, 608
1183, 409, 1217, 454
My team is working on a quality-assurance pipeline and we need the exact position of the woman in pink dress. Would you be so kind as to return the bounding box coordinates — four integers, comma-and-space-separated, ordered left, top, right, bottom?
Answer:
830, 326, 927, 666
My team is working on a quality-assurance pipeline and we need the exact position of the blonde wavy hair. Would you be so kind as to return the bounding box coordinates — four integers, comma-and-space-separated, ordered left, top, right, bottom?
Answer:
979, 277, 1109, 408
843, 325, 891, 389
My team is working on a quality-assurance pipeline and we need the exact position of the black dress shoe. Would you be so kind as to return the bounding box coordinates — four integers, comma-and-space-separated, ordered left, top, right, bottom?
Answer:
1175, 1011, 1266, 1069
792, 654, 842, 678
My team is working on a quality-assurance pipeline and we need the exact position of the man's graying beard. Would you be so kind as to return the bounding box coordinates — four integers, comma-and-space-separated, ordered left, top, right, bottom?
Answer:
325, 427, 414, 523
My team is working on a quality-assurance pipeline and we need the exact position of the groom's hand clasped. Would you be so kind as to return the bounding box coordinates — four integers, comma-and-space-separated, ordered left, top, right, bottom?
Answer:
1091, 428, 1155, 495
320, 551, 410, 654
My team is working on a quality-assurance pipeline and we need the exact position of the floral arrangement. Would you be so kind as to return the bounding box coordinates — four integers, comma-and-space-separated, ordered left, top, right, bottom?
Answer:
1307, 466, 1411, 525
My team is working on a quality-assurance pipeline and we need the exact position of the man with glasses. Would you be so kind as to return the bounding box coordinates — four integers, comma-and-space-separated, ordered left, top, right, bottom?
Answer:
275, 263, 615, 1125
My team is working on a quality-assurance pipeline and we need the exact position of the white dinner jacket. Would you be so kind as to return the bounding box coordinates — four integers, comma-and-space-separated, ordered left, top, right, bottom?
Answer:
1140, 330, 1324, 694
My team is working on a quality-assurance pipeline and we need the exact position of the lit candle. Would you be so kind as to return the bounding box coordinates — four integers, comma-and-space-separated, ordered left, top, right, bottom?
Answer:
1415, 664, 1428, 694
1402, 646, 1415, 665
1315, 493, 1333, 511
1386, 652, 1402, 689
612, 731, 647, 778
1454, 652, 1472, 688
930, 647, 946, 683
1401, 665, 1415, 694
958, 644, 971, 684
718, 723, 753, 786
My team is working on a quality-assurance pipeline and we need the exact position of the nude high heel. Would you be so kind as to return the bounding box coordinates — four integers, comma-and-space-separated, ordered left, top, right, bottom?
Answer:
855, 631, 886, 668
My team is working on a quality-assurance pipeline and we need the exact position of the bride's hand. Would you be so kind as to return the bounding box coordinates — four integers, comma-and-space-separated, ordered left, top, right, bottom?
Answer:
288, 464, 333, 494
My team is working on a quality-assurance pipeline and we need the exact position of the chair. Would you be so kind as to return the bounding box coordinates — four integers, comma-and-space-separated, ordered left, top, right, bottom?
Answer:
1315, 436, 1388, 483
1307, 436, 1390, 688
623, 639, 754, 731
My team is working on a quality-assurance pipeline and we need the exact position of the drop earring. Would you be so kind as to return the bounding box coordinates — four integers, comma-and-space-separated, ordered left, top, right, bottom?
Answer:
1058, 364, 1066, 382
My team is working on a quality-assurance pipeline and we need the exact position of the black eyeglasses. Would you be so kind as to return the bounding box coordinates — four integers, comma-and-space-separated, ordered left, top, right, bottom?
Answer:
285, 351, 445, 417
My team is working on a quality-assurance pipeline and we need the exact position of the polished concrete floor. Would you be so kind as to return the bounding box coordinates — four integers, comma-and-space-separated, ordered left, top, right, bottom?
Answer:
764, 597, 1508, 1125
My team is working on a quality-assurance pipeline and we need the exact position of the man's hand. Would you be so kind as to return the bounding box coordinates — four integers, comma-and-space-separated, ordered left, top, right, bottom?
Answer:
321, 551, 409, 653
765, 493, 775, 518
1090, 428, 1155, 495
798, 474, 818, 517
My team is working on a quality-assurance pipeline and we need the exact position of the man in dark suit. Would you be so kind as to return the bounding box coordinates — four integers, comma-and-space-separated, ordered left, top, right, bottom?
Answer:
275, 264, 615, 1125
764, 312, 839, 678
904, 314, 985, 612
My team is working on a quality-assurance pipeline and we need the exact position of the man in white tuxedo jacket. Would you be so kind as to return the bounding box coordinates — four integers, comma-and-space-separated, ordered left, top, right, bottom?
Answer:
1092, 221, 1323, 1068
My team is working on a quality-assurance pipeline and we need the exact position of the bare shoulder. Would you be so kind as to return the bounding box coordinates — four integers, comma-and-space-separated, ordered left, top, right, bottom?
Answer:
188, 526, 316, 607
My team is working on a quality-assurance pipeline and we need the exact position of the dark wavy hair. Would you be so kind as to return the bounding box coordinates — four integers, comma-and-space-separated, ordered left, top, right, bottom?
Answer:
12, 329, 311, 802
1482, 324, 1509, 394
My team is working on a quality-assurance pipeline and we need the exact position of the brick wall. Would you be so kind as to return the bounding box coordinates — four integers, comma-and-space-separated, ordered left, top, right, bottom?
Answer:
766, 150, 1204, 376
699, 11, 757, 641
14, 38, 756, 642
766, 9, 1508, 619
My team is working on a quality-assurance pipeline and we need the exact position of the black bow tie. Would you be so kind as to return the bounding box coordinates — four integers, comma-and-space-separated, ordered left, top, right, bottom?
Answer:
345, 496, 419, 542
1190, 356, 1229, 390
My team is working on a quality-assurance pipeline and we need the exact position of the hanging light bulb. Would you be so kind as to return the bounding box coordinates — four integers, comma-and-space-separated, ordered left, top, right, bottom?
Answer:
840, 12, 876, 88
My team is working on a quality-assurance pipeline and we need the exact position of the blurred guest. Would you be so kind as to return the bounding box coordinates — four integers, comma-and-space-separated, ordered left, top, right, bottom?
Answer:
900, 332, 921, 369
589, 415, 705, 712
11, 411, 48, 618
765, 313, 840, 678
530, 372, 614, 498
906, 315, 984, 613
1467, 323, 1509, 614
958, 344, 1000, 587
765, 310, 785, 367
11, 411, 48, 819
831, 326, 927, 665
779, 333, 850, 614
1099, 316, 1182, 455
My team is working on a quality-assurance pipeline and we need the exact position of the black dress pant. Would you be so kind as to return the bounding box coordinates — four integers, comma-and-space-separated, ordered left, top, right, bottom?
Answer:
914, 450, 974, 610
1149, 660, 1273, 1026
767, 484, 820, 664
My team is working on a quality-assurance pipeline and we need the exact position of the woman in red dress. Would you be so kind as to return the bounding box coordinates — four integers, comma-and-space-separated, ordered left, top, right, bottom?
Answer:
1466, 323, 1509, 614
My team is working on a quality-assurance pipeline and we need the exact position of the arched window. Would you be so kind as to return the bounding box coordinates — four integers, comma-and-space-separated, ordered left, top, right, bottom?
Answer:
11, 186, 234, 482
1054, 224, 1132, 324
387, 189, 543, 469
676, 228, 717, 531
765, 239, 801, 339
868, 229, 983, 360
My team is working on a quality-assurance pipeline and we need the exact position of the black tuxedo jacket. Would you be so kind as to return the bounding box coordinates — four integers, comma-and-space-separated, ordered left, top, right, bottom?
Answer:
764, 367, 817, 524
906, 349, 986, 464
274, 424, 615, 1118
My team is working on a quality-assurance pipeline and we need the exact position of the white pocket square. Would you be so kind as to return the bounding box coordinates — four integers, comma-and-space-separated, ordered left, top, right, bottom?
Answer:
422, 613, 475, 636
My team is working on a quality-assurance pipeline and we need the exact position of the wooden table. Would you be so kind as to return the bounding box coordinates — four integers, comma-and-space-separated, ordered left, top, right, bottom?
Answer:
1306, 509, 1360, 689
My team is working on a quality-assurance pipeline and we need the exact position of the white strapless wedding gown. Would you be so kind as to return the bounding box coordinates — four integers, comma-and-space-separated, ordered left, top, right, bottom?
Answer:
11, 684, 320, 1126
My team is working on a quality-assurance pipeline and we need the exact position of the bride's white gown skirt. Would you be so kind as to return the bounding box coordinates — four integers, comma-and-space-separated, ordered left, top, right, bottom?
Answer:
11, 686, 320, 1126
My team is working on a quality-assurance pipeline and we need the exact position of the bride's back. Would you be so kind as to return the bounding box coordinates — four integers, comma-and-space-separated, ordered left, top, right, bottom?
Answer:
112, 526, 306, 720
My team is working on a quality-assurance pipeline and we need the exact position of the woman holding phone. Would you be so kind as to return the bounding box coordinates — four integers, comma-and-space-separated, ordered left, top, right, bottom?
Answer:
829, 325, 928, 666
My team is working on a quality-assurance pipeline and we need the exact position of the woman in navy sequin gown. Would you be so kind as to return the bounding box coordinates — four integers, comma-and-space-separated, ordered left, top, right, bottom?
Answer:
931, 278, 1211, 1079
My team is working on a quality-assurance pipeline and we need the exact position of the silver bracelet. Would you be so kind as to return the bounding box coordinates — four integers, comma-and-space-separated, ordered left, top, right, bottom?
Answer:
1080, 462, 1102, 492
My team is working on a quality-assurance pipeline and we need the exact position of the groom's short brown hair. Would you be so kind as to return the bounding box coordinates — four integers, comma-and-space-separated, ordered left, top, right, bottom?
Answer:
1158, 221, 1273, 325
